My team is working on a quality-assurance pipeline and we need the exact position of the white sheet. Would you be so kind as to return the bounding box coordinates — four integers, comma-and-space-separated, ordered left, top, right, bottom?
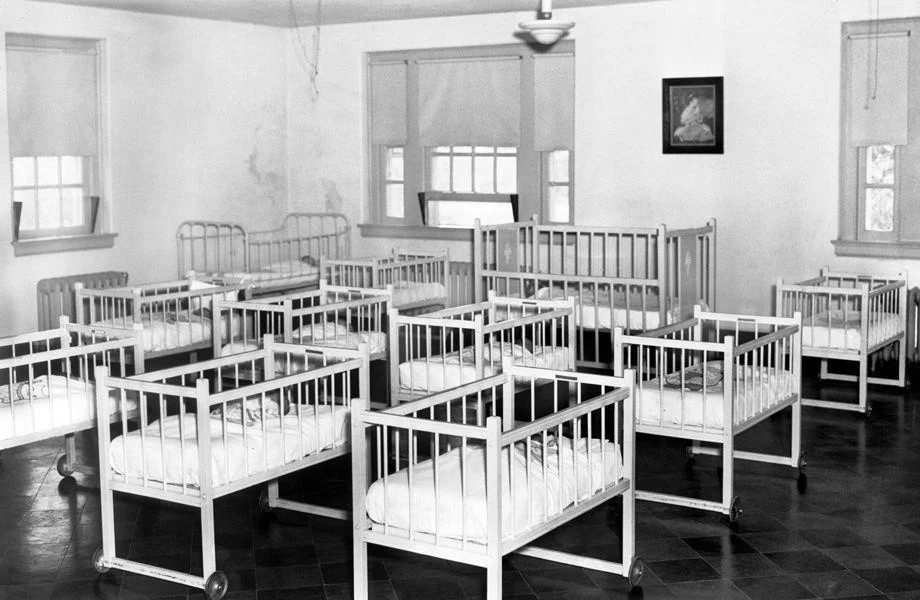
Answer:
366, 436, 622, 543
392, 282, 446, 307
533, 286, 676, 331
800, 311, 901, 351
398, 343, 570, 393
0, 375, 135, 440
108, 404, 350, 487
295, 324, 388, 355
637, 365, 795, 430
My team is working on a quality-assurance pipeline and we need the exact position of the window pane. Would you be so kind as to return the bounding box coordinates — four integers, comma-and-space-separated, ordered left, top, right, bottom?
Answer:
429, 200, 513, 227
433, 146, 450, 153
61, 156, 83, 185
496, 156, 517, 194
474, 155, 495, 193
865, 188, 894, 232
36, 156, 59, 186
548, 186, 570, 223
474, 146, 492, 153
386, 183, 404, 218
453, 146, 472, 154
548, 150, 570, 183
430, 155, 451, 191
13, 191, 36, 230
866, 145, 895, 185
452, 155, 473, 193
12, 157, 35, 187
37, 188, 61, 229
497, 147, 516, 154
61, 188, 84, 227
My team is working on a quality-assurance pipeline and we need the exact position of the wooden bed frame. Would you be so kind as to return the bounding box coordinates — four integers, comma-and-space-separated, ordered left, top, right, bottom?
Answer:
352, 364, 644, 599
0, 317, 144, 478
388, 293, 576, 406
776, 268, 907, 415
91, 340, 369, 600
474, 217, 716, 369
323, 248, 449, 312
614, 306, 804, 521
176, 212, 351, 296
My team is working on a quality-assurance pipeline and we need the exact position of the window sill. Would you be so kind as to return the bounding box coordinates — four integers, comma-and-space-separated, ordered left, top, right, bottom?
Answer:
12, 233, 117, 257
832, 238, 920, 259
358, 223, 474, 242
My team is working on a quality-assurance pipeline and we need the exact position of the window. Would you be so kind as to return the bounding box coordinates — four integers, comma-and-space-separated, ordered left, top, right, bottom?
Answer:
366, 42, 574, 230
6, 33, 111, 252
834, 19, 920, 258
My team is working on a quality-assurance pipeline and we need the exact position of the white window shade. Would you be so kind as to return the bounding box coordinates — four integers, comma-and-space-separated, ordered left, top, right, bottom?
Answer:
534, 53, 574, 151
370, 61, 407, 145
418, 57, 520, 147
847, 32, 910, 147
6, 43, 98, 157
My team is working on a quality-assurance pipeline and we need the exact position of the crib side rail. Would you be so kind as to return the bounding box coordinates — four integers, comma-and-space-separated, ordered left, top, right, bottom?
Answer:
377, 252, 449, 290
323, 258, 377, 288
213, 297, 290, 356
819, 267, 906, 291
292, 288, 390, 340
176, 220, 249, 278
730, 323, 800, 430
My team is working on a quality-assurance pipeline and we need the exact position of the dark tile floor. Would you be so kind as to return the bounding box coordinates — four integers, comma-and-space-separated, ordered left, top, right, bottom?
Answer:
0, 361, 919, 599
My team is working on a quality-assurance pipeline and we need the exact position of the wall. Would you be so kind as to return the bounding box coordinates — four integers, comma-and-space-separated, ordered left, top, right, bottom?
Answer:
286, 0, 920, 315
0, 0, 289, 335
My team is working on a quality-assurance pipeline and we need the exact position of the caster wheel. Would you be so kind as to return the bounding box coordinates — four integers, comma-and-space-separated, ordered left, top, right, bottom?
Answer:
258, 489, 273, 513
627, 556, 645, 587
864, 407, 873, 418
57, 455, 74, 478
205, 570, 228, 600
91, 547, 109, 574
797, 452, 807, 471
797, 472, 808, 493
728, 496, 742, 524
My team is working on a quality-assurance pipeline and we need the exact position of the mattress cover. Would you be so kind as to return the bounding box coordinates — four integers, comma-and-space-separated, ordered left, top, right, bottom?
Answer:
800, 311, 901, 351
391, 281, 447, 307
366, 436, 622, 543
295, 323, 388, 355
533, 286, 675, 331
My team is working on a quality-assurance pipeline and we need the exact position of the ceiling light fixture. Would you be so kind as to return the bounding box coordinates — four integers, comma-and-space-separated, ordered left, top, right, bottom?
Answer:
518, 0, 574, 45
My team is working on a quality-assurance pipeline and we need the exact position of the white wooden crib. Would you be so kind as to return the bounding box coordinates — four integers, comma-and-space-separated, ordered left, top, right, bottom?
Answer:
474, 218, 716, 369
323, 248, 449, 312
0, 317, 144, 477
176, 212, 351, 296
352, 364, 644, 599
91, 340, 368, 599
776, 268, 907, 415
75, 276, 248, 363
614, 307, 803, 522
389, 293, 576, 406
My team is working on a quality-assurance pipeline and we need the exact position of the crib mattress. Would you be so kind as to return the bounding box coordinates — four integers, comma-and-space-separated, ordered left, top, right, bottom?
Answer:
398, 345, 570, 393
800, 311, 901, 351
0, 375, 135, 440
108, 404, 350, 488
297, 329, 388, 356
392, 282, 446, 307
366, 436, 622, 543
637, 365, 795, 431
533, 286, 672, 331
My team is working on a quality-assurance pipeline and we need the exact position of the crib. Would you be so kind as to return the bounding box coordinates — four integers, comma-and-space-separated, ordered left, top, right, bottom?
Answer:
74, 277, 249, 362
352, 364, 644, 599
212, 280, 391, 362
0, 317, 143, 477
776, 268, 907, 415
91, 340, 368, 599
323, 248, 449, 312
389, 293, 576, 406
614, 307, 803, 521
176, 212, 351, 295
474, 218, 716, 369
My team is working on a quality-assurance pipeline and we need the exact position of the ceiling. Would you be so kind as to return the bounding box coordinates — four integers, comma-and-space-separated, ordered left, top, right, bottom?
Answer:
25, 0, 650, 28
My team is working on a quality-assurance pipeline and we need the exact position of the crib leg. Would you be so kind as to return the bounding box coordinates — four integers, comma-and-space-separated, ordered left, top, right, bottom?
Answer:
898, 340, 907, 387
200, 497, 217, 584
722, 431, 736, 522
819, 359, 829, 380
59, 433, 76, 477
486, 563, 502, 600
353, 539, 368, 599
858, 358, 869, 414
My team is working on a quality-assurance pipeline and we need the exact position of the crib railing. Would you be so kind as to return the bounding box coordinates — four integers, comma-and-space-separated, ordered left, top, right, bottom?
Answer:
908, 287, 920, 362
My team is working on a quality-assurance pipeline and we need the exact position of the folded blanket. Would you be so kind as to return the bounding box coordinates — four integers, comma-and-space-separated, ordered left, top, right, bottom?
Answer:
664, 362, 723, 391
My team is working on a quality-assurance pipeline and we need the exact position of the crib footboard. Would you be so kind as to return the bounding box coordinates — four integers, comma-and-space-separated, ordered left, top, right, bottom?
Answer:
176, 220, 248, 279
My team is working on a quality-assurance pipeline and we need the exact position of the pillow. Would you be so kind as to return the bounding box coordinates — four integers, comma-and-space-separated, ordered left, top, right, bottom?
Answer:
1, 376, 50, 404
664, 362, 723, 391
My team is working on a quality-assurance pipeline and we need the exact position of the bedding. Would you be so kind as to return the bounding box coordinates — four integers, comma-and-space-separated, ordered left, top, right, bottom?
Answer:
365, 436, 622, 543
800, 311, 901, 350
532, 286, 677, 331
391, 281, 446, 307
293, 322, 388, 355
108, 403, 350, 487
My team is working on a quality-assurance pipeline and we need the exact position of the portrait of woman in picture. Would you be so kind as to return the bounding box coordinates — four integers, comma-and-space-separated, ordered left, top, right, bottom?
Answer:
662, 77, 723, 154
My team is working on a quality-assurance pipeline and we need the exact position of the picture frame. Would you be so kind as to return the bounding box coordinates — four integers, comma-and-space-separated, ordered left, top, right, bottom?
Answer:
662, 76, 723, 154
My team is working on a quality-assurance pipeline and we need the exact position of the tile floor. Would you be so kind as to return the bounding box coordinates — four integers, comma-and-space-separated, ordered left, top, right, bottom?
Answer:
0, 362, 918, 599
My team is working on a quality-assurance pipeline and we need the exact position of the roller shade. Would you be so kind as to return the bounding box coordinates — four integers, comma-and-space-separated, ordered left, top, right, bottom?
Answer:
534, 53, 574, 150
847, 32, 910, 147
6, 41, 98, 157
418, 56, 520, 147
370, 61, 407, 145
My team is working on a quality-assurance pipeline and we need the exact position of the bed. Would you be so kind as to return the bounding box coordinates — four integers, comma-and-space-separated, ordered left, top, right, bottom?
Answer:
776, 268, 907, 415
613, 306, 803, 521
176, 212, 351, 296
323, 248, 449, 312
74, 277, 249, 362
352, 364, 644, 599
389, 293, 576, 406
91, 340, 369, 600
474, 217, 716, 369
0, 317, 143, 477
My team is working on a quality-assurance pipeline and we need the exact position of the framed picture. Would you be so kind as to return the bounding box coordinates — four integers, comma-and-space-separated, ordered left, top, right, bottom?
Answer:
662, 76, 723, 154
